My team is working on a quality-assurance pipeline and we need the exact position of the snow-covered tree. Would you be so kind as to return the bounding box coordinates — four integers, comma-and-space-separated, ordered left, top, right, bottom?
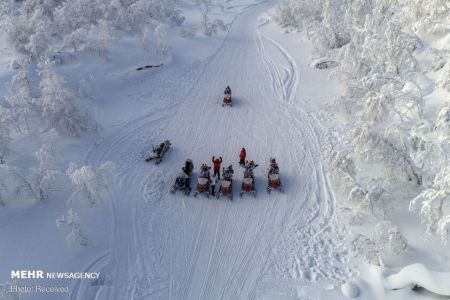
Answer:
199, 2, 225, 37
434, 101, 450, 136
373, 221, 408, 255
27, 129, 60, 201
346, 182, 389, 222
154, 23, 169, 56
0, 164, 23, 206
352, 125, 422, 185
66, 161, 115, 207
348, 234, 380, 265
327, 147, 357, 192
6, 67, 35, 132
410, 167, 450, 244
56, 209, 87, 246
39, 67, 87, 136
0, 108, 13, 164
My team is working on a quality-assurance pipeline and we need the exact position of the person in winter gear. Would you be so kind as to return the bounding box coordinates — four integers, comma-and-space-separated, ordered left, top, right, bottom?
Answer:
200, 164, 210, 179
183, 159, 194, 175
223, 165, 234, 181
155, 143, 165, 157
239, 148, 246, 166
224, 86, 231, 95
212, 156, 223, 179
175, 170, 189, 187
268, 158, 279, 175
210, 173, 216, 196
244, 160, 258, 178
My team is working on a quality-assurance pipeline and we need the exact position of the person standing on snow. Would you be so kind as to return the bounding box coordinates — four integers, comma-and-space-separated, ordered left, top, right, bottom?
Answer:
212, 156, 223, 179
239, 148, 246, 166
210, 173, 216, 196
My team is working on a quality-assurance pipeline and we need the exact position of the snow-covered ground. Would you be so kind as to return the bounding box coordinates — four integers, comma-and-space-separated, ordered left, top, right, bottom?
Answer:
1, 0, 450, 299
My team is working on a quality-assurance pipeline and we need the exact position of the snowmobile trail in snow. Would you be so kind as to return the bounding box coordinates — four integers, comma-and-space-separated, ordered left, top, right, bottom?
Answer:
79, 1, 351, 299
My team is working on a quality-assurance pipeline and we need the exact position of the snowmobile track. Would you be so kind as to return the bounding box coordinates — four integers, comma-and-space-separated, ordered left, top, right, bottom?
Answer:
78, 1, 350, 299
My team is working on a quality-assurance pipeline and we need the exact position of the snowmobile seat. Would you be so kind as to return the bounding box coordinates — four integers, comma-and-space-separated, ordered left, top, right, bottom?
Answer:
221, 180, 231, 188
269, 174, 279, 181
243, 178, 253, 185
198, 178, 209, 185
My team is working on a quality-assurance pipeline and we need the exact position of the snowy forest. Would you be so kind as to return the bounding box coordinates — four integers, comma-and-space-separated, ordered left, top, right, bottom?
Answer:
0, 0, 449, 299
277, 0, 450, 247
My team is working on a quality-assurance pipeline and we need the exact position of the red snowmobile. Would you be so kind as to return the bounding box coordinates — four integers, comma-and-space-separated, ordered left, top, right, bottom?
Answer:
194, 165, 211, 198
240, 162, 257, 197
217, 166, 234, 200
267, 159, 284, 194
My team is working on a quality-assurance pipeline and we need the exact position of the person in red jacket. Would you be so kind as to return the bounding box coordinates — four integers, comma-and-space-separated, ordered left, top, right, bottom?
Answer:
212, 156, 223, 179
239, 148, 246, 166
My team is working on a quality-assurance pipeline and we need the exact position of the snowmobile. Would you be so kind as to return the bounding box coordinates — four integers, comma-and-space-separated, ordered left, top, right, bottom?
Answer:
194, 177, 211, 198
240, 163, 257, 197
223, 94, 232, 107
267, 173, 283, 194
170, 159, 194, 195
216, 167, 234, 200
222, 86, 232, 107
145, 140, 171, 164
267, 158, 283, 193
194, 165, 211, 198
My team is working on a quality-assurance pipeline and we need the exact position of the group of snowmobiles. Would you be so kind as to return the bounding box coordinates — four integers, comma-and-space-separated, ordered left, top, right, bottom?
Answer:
171, 157, 283, 200
144, 86, 284, 199
146, 145, 283, 199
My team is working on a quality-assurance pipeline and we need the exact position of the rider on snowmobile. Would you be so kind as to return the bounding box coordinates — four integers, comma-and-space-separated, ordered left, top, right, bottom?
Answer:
176, 169, 189, 186
244, 160, 258, 178
222, 165, 234, 181
268, 158, 279, 175
155, 142, 165, 157
200, 164, 211, 179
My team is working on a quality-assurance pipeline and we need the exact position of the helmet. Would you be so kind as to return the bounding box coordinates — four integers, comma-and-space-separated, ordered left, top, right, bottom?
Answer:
271, 158, 276, 163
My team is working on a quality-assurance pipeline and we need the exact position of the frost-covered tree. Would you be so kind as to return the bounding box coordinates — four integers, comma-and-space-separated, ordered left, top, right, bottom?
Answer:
199, 2, 225, 37
0, 164, 23, 206
39, 67, 87, 136
27, 129, 60, 201
327, 147, 357, 192
373, 221, 408, 255
410, 167, 450, 244
66, 161, 115, 207
6, 68, 35, 132
346, 183, 389, 223
56, 209, 87, 246
348, 234, 380, 265
154, 23, 169, 56
0, 107, 13, 164
434, 101, 450, 136
352, 125, 422, 185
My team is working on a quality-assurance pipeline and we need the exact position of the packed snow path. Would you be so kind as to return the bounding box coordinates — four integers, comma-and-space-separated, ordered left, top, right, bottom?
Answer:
79, 1, 350, 299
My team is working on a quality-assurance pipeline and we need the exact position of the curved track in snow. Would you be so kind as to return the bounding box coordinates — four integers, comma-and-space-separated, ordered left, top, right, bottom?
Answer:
78, 2, 350, 299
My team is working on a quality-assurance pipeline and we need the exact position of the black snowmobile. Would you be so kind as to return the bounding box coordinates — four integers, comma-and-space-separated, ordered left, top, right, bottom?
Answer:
171, 159, 194, 195
145, 140, 171, 164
